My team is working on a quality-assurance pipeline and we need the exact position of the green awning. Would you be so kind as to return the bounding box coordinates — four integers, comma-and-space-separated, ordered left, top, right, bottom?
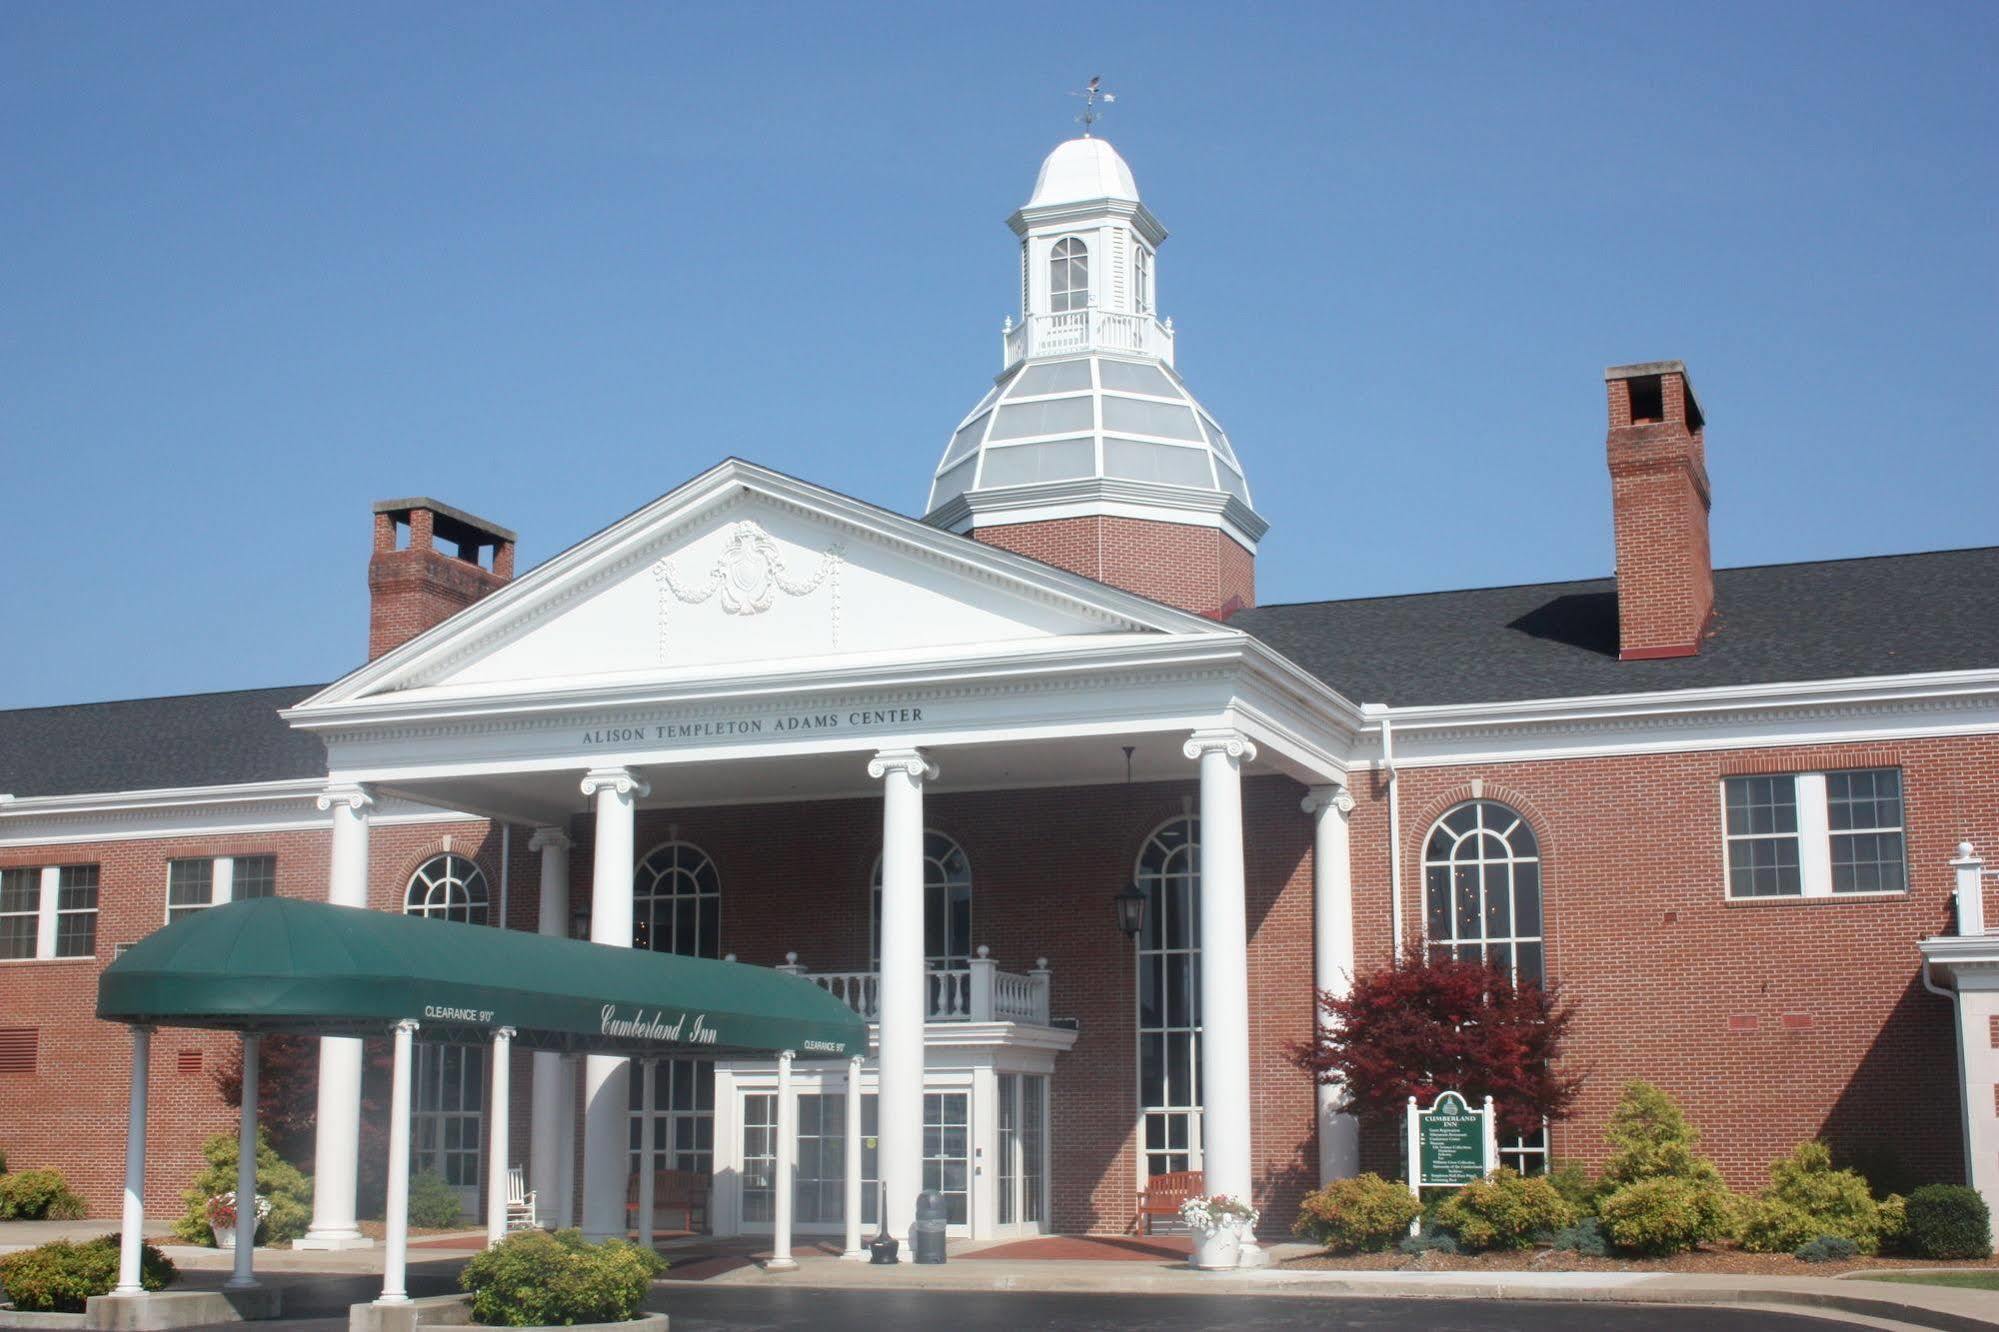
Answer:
97, 897, 866, 1058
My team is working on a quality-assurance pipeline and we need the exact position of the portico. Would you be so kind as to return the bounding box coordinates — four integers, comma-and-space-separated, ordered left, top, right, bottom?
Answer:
279, 460, 1360, 1256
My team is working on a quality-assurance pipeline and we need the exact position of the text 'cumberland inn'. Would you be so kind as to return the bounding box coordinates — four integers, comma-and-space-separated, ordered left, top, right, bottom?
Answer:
582, 706, 926, 746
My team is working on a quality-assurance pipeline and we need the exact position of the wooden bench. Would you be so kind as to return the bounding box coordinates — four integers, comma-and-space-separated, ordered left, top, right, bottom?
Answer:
625, 1169, 710, 1235
1135, 1169, 1204, 1235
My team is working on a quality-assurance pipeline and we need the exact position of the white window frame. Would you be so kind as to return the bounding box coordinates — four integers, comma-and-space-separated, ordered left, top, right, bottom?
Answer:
1720, 769, 1908, 902
869, 830, 973, 971
1049, 236, 1090, 313
165, 856, 238, 924
1134, 814, 1203, 1187
1133, 242, 1152, 315
404, 853, 490, 924
1, 865, 98, 962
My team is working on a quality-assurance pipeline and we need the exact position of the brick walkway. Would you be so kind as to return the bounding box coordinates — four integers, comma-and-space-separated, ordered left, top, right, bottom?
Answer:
960, 1234, 1191, 1261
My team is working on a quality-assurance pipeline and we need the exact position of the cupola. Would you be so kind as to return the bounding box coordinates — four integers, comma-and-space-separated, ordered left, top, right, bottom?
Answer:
922, 135, 1264, 618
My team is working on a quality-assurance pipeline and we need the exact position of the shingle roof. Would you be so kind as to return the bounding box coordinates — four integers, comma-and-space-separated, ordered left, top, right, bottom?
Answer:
0, 685, 329, 799
1230, 547, 1999, 708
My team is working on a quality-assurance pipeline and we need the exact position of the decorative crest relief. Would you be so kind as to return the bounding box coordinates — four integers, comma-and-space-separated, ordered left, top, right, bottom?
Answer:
650, 521, 845, 661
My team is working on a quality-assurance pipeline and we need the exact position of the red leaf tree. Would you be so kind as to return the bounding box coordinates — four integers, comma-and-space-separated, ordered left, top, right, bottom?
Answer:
1290, 950, 1582, 1140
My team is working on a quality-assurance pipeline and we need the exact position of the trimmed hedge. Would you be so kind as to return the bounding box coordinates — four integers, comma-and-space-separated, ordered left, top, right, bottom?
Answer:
1902, 1184, 1992, 1261
1597, 1176, 1734, 1256
460, 1230, 665, 1327
0, 1168, 87, 1221
1293, 1174, 1422, 1254
1432, 1169, 1575, 1252
0, 1235, 177, 1312
1737, 1143, 1887, 1255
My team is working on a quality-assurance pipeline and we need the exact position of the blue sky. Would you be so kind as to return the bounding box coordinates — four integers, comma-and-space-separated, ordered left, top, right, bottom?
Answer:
4, 2, 1994, 708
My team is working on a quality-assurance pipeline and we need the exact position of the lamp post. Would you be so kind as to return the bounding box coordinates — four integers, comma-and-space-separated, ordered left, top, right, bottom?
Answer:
1114, 881, 1147, 939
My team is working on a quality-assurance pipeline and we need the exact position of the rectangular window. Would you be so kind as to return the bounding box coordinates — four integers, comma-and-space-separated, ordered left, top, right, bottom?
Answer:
921, 1091, 969, 1226
233, 855, 278, 900
53, 866, 97, 958
0, 869, 39, 961
741, 1093, 776, 1224
1723, 769, 1905, 899
167, 859, 216, 923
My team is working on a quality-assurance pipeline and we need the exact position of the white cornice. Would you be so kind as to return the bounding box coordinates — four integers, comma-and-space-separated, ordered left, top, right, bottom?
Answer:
0, 779, 471, 848
1345, 668, 1999, 768
925, 478, 1267, 550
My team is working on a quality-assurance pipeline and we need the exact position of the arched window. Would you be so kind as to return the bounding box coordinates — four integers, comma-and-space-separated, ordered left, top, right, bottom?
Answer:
1422, 801, 1543, 983
403, 854, 489, 925
633, 841, 721, 958
871, 831, 972, 969
1135, 815, 1200, 1179
1423, 799, 1547, 1173
1049, 237, 1089, 313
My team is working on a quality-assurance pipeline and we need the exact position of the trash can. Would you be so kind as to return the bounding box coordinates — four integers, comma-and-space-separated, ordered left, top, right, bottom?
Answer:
912, 1190, 948, 1264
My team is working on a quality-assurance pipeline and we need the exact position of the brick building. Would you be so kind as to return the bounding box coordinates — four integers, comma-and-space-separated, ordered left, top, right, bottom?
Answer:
3, 134, 1997, 1262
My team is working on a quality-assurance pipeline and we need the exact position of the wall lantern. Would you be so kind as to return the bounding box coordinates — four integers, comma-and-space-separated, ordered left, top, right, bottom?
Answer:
1113, 881, 1147, 939
571, 907, 592, 941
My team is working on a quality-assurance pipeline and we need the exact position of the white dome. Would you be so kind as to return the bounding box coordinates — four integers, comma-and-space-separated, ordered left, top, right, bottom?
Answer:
1024, 137, 1140, 209
927, 354, 1251, 515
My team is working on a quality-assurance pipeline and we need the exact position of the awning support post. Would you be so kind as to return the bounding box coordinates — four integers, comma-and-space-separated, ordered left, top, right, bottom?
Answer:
485, 1027, 515, 1248
225, 1034, 261, 1290
113, 1027, 152, 1297
557, 1055, 577, 1229
378, 1019, 419, 1305
840, 1054, 865, 1260
768, 1050, 797, 1271
635, 1059, 655, 1248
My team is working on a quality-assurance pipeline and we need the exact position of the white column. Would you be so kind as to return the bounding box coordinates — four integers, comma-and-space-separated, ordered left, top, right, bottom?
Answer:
580, 767, 648, 1240
378, 1020, 418, 1305
485, 1027, 515, 1247
225, 1036, 261, 1289
301, 784, 374, 1249
528, 828, 572, 1225
113, 1027, 152, 1297
768, 1050, 798, 1271
1184, 729, 1259, 1265
868, 748, 935, 1260
841, 1055, 865, 1260
636, 1060, 655, 1246
1303, 784, 1360, 1185
557, 1056, 578, 1229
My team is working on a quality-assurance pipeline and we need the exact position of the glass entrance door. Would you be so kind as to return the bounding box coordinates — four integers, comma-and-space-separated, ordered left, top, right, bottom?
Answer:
996, 1074, 1046, 1233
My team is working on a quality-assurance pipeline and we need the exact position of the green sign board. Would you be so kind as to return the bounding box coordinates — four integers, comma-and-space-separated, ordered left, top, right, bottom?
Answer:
1413, 1091, 1490, 1188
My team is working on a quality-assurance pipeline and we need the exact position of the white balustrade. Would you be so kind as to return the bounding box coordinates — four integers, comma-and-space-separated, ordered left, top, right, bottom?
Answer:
1954, 842, 1988, 936
802, 957, 1052, 1024
1003, 309, 1176, 368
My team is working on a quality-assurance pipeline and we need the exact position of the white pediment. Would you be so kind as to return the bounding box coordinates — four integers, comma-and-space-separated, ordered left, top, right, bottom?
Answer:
313, 462, 1219, 707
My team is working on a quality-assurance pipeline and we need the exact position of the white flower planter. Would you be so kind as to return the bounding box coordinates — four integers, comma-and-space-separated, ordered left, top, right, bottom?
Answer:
1188, 1221, 1242, 1270
210, 1223, 238, 1250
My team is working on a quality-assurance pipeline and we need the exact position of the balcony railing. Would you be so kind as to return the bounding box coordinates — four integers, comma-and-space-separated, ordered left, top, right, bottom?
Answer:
1003, 309, 1175, 368
781, 946, 1052, 1025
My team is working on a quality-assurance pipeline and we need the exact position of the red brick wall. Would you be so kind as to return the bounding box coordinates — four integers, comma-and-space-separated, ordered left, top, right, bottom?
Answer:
1342, 735, 1990, 1191
1607, 371, 1714, 659
972, 517, 1256, 617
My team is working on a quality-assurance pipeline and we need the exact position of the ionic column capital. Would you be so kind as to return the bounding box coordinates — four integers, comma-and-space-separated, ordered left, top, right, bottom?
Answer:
579, 767, 651, 801
492, 1026, 517, 1042
528, 827, 572, 854
1302, 783, 1355, 818
1183, 728, 1258, 765
316, 783, 375, 814
392, 1018, 420, 1036
867, 748, 938, 782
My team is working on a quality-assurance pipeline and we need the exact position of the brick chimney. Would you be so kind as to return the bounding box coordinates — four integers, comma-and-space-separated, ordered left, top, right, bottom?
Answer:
368, 499, 516, 660
1605, 361, 1713, 659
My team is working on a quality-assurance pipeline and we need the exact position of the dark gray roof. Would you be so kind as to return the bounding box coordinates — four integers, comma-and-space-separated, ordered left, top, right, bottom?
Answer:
0, 685, 329, 799
1231, 547, 1999, 707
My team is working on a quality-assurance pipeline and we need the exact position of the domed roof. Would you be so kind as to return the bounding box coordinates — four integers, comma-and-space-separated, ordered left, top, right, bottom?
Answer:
926, 353, 1252, 519
1024, 137, 1140, 209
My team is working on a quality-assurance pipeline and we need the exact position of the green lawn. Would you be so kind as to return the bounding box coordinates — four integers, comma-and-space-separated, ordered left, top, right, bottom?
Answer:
1853, 1271, 1999, 1291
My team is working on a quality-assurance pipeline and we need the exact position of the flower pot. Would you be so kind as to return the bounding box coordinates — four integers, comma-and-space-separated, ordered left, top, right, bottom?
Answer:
211, 1223, 238, 1250
1189, 1222, 1241, 1270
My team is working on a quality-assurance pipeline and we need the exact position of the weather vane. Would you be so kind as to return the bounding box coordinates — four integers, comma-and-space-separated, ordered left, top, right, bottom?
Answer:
1069, 76, 1116, 136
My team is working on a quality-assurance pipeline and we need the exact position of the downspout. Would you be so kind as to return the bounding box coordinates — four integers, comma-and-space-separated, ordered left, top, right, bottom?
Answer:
1381, 715, 1403, 962
498, 823, 511, 932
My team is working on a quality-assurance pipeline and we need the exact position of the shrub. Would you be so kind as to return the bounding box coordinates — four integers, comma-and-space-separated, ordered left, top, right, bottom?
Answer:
1544, 1161, 1599, 1216
1550, 1216, 1608, 1257
0, 1147, 9, 1173
1397, 1225, 1458, 1256
0, 1235, 176, 1312
1597, 1177, 1735, 1256
407, 1170, 465, 1228
460, 1229, 665, 1327
1432, 1169, 1575, 1252
1600, 1082, 1727, 1192
171, 1131, 313, 1247
1737, 1143, 1886, 1255
1293, 1174, 1422, 1254
1877, 1193, 1907, 1253
1902, 1184, 1992, 1260
1795, 1234, 1858, 1263
0, 1168, 87, 1220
